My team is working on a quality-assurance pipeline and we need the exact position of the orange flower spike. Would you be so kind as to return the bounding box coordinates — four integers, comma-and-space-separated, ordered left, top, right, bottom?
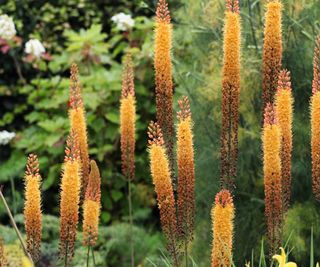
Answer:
83, 160, 101, 247
148, 121, 179, 266
69, 63, 90, 194
154, 0, 174, 177
176, 96, 195, 243
262, 0, 283, 111
311, 36, 320, 200
120, 54, 136, 180
275, 70, 293, 212
211, 190, 234, 267
263, 103, 283, 255
23, 154, 42, 262
220, 0, 241, 191
59, 131, 81, 264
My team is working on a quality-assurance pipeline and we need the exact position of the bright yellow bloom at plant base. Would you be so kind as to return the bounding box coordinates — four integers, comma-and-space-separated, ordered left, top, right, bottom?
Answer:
21, 257, 33, 267
272, 247, 297, 267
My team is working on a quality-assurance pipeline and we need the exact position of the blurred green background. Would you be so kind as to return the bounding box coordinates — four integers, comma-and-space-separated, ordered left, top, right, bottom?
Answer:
0, 0, 320, 266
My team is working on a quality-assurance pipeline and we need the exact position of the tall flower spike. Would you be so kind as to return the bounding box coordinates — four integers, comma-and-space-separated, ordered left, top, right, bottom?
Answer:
83, 160, 101, 247
220, 0, 241, 191
24, 154, 42, 262
154, 0, 175, 184
148, 121, 179, 267
59, 131, 81, 264
211, 190, 234, 267
262, 0, 283, 114
176, 96, 195, 245
263, 103, 283, 256
69, 63, 90, 195
275, 70, 293, 212
120, 54, 136, 180
311, 36, 320, 201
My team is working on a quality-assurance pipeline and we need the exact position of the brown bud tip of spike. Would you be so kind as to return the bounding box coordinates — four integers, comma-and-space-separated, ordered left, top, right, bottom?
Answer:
25, 154, 39, 177
148, 121, 165, 146
278, 69, 292, 91
85, 160, 101, 202
156, 0, 171, 23
122, 54, 135, 98
313, 36, 320, 95
177, 96, 191, 121
264, 103, 277, 126
226, 0, 240, 14
69, 63, 83, 108
215, 189, 233, 208
64, 130, 80, 162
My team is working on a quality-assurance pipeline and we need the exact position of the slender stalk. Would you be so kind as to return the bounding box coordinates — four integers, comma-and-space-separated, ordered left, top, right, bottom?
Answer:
86, 245, 90, 267
0, 186, 34, 265
128, 177, 134, 267
91, 246, 96, 267
64, 240, 69, 267
185, 239, 188, 267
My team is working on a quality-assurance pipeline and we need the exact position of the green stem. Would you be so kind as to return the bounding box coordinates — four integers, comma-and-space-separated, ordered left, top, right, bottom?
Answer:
86, 245, 90, 267
91, 246, 96, 267
185, 240, 188, 267
0, 187, 34, 265
64, 241, 69, 267
128, 177, 135, 267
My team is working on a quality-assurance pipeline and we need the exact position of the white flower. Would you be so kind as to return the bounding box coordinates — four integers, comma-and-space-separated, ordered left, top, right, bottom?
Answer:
0, 130, 16, 145
24, 39, 45, 58
111, 12, 134, 31
0, 14, 16, 40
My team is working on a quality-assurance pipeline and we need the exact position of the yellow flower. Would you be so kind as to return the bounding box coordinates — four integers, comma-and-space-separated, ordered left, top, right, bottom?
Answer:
21, 256, 33, 267
245, 262, 250, 267
272, 247, 297, 267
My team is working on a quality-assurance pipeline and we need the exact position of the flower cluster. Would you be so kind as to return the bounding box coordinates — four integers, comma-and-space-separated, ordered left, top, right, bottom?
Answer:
24, 39, 45, 58
0, 14, 16, 40
111, 13, 134, 31
0, 130, 16, 145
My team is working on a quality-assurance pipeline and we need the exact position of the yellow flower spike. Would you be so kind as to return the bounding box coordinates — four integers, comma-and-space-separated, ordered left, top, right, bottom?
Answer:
275, 70, 293, 212
69, 63, 90, 195
263, 104, 283, 255
316, 263, 319, 267
272, 247, 297, 267
154, 0, 175, 178
148, 121, 179, 267
24, 154, 42, 262
83, 160, 101, 247
245, 261, 250, 267
59, 131, 81, 264
311, 36, 320, 201
120, 54, 136, 180
262, 0, 283, 112
220, 0, 241, 191
211, 189, 234, 267
176, 96, 195, 243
